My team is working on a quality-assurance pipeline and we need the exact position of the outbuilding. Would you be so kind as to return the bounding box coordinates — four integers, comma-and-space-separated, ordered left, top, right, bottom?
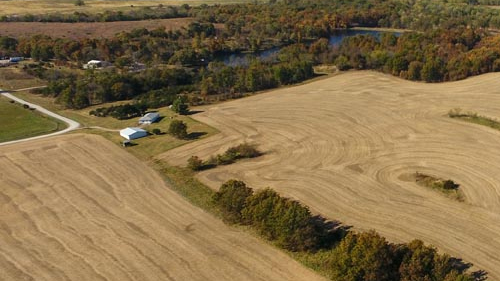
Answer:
120, 127, 148, 140
83, 60, 111, 69
138, 112, 160, 124
9, 57, 23, 63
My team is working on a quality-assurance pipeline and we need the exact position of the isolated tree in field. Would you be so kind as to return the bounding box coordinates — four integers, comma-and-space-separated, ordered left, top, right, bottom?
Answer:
213, 180, 254, 224
168, 120, 187, 139
187, 155, 203, 171
172, 96, 189, 115
152, 128, 161, 135
74, 0, 85, 6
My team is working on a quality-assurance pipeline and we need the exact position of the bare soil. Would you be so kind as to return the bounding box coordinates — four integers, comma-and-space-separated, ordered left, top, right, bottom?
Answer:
160, 71, 500, 279
0, 134, 325, 281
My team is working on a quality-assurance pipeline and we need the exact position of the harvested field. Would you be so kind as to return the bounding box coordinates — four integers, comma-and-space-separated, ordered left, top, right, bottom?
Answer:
0, 0, 251, 16
0, 18, 194, 39
160, 71, 500, 279
0, 134, 325, 281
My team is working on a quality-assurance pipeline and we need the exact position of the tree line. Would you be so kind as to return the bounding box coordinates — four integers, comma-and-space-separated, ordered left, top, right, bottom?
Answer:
213, 179, 480, 281
188, 143, 261, 171
2, 0, 500, 108
25, 44, 313, 109
325, 28, 500, 82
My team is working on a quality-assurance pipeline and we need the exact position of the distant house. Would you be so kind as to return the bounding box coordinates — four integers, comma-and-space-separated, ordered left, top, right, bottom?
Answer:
83, 60, 111, 69
120, 127, 148, 140
9, 57, 23, 63
138, 112, 160, 125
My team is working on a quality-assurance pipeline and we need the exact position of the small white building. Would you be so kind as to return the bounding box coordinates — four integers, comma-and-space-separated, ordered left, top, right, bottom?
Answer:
0, 60, 10, 67
120, 127, 148, 140
138, 112, 160, 125
83, 60, 111, 69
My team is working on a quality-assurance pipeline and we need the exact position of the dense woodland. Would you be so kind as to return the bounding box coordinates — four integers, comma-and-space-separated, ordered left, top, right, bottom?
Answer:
2, 0, 500, 109
213, 180, 478, 281
1, 0, 500, 104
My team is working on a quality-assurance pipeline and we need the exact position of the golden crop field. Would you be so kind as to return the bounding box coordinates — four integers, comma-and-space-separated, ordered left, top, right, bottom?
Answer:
0, 134, 326, 281
160, 71, 500, 279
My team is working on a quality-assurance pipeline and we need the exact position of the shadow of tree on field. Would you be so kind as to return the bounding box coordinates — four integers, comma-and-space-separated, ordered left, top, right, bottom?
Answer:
187, 131, 207, 140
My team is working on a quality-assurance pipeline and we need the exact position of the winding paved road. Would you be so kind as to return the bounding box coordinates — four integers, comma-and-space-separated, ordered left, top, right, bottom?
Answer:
0, 90, 80, 146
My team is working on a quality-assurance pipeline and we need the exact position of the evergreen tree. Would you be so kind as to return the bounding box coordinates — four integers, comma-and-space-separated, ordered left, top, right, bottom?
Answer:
172, 96, 189, 115
168, 120, 188, 139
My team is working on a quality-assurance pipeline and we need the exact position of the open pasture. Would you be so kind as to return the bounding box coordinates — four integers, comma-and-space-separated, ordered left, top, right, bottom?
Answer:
0, 134, 325, 281
0, 95, 64, 142
160, 71, 500, 279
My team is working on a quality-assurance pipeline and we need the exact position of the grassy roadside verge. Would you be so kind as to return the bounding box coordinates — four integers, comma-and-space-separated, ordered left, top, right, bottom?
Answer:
153, 161, 217, 213
0, 96, 66, 142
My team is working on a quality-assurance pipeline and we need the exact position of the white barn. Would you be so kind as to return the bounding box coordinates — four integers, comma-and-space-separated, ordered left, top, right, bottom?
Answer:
83, 60, 111, 69
120, 127, 148, 140
139, 112, 160, 124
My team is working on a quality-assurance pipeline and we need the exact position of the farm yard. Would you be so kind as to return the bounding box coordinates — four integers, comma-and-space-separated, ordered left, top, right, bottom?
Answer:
0, 18, 195, 39
159, 71, 500, 279
0, 134, 326, 281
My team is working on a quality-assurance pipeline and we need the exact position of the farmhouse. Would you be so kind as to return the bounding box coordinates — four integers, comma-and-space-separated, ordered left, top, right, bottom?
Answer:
139, 112, 160, 124
83, 60, 111, 69
120, 127, 148, 140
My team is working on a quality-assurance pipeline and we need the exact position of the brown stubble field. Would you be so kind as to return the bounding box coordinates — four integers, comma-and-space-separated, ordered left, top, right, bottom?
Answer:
0, 0, 251, 16
159, 71, 500, 279
0, 18, 195, 39
0, 134, 326, 281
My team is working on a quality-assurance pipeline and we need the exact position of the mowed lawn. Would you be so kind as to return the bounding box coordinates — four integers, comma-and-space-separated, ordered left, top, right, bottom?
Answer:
0, 96, 65, 142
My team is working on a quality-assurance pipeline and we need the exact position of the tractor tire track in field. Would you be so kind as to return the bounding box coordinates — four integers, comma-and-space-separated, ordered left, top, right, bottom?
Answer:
160, 71, 500, 279
0, 134, 326, 281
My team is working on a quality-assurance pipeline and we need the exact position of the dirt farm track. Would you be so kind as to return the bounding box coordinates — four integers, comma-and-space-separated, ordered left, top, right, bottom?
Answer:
160, 71, 500, 279
0, 134, 325, 281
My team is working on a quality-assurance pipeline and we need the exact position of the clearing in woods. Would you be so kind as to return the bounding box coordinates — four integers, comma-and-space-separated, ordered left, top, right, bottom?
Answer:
0, 134, 326, 281
159, 70, 500, 279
